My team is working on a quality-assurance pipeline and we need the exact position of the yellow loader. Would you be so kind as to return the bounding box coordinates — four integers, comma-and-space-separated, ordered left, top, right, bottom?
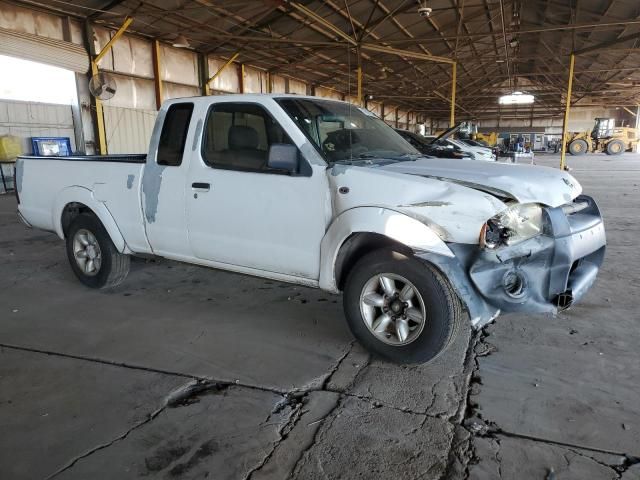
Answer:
566, 118, 638, 156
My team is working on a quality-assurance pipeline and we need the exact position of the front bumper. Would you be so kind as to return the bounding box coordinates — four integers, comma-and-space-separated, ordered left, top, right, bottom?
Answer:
418, 195, 606, 328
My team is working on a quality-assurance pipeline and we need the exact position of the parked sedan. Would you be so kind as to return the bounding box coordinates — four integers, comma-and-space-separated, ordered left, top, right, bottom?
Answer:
395, 129, 473, 160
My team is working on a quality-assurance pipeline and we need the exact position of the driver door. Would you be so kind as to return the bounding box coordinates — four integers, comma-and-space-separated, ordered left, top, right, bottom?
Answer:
185, 101, 327, 280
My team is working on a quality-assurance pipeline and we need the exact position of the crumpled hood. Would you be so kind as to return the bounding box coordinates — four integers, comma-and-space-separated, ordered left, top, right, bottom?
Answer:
378, 157, 581, 207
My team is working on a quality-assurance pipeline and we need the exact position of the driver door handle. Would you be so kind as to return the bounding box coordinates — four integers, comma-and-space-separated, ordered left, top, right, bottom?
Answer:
191, 182, 210, 191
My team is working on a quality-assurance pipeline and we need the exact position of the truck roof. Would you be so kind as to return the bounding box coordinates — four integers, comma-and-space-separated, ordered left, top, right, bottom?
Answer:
162, 93, 353, 107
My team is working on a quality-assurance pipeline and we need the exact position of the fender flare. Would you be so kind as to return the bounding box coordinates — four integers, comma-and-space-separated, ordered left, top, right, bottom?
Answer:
319, 207, 454, 292
53, 186, 128, 253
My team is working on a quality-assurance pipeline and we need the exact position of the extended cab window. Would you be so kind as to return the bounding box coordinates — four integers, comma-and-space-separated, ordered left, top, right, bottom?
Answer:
157, 103, 194, 166
202, 103, 293, 172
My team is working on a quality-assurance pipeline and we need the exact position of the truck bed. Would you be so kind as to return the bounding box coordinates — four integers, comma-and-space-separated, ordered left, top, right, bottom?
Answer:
16, 154, 151, 254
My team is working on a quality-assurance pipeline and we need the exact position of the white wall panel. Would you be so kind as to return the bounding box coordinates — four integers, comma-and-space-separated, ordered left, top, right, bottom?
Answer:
243, 66, 267, 93
161, 45, 198, 86
103, 105, 156, 154
0, 99, 75, 153
288, 78, 307, 95
163, 82, 199, 101
102, 74, 156, 110
0, 1, 63, 40
315, 87, 342, 100
111, 33, 153, 78
270, 74, 286, 93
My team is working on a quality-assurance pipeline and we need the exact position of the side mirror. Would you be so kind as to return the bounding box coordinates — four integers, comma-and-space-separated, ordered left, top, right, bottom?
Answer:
268, 144, 299, 174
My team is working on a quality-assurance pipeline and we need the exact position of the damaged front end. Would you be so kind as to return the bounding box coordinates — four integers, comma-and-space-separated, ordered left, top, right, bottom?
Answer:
417, 195, 606, 329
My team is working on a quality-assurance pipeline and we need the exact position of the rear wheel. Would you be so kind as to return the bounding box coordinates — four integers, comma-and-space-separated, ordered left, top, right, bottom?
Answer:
568, 139, 588, 156
65, 214, 130, 289
343, 249, 462, 364
605, 139, 625, 155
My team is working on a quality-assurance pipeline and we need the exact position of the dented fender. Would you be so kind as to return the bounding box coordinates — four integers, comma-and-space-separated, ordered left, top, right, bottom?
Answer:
319, 207, 453, 292
53, 186, 128, 253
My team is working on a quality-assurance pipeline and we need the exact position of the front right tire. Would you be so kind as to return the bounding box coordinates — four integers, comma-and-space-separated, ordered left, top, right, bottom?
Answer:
343, 249, 462, 364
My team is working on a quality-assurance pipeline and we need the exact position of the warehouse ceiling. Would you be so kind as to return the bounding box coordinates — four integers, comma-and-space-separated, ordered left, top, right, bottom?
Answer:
15, 0, 640, 119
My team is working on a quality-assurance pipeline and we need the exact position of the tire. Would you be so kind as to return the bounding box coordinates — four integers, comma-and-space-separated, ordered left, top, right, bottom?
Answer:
568, 139, 588, 156
343, 249, 462, 364
65, 213, 130, 289
605, 139, 625, 155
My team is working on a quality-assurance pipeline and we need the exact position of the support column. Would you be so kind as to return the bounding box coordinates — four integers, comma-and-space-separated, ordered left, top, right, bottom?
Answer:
356, 47, 363, 107
90, 62, 107, 154
239, 63, 245, 93
63, 16, 85, 153
560, 53, 575, 170
450, 62, 457, 127
152, 40, 164, 108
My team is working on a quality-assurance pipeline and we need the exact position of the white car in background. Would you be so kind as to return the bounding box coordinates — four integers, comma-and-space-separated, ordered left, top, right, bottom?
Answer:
446, 138, 496, 162
429, 126, 497, 162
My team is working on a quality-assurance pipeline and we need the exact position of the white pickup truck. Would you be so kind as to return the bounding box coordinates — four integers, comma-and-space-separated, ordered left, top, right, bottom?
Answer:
15, 94, 606, 363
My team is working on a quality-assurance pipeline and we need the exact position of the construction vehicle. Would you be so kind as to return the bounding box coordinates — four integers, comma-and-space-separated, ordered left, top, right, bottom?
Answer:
473, 131, 499, 147
566, 118, 638, 156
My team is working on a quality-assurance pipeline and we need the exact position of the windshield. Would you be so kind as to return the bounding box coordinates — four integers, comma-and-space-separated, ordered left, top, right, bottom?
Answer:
276, 98, 418, 163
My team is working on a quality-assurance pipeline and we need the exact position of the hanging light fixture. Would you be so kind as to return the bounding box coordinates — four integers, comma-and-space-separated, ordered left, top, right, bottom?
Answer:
172, 34, 191, 48
499, 91, 534, 105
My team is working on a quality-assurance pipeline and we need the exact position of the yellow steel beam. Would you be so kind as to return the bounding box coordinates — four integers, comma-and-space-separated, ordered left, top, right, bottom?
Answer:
90, 61, 107, 154
207, 52, 240, 93
152, 40, 163, 109
359, 44, 455, 64
91, 16, 133, 154
560, 53, 575, 171
94, 16, 133, 65
450, 62, 457, 127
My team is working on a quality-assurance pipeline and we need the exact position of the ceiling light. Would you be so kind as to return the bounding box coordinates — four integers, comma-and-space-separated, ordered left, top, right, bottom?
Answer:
496, 59, 505, 63
499, 91, 534, 105
509, 38, 519, 48
172, 34, 190, 48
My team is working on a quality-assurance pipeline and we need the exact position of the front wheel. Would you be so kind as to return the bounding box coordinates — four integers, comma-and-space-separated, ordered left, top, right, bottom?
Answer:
343, 249, 462, 364
568, 139, 588, 156
65, 214, 130, 289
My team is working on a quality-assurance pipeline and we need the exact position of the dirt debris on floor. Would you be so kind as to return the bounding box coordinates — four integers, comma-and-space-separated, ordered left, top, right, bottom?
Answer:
1, 153, 639, 479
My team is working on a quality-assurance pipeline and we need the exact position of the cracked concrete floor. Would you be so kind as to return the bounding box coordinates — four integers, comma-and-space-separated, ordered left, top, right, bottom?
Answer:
1, 153, 638, 479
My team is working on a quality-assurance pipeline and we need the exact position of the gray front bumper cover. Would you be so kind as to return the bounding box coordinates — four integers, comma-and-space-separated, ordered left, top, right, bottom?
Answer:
417, 195, 606, 329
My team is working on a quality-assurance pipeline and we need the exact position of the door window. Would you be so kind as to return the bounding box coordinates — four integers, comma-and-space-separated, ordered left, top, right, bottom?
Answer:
157, 103, 194, 166
201, 103, 294, 172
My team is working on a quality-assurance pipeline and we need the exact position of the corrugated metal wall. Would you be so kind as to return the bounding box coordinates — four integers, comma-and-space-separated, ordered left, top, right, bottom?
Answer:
0, 99, 75, 154
103, 106, 156, 154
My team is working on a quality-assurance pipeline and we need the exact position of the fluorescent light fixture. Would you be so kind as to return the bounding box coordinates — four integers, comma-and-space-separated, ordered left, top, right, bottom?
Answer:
499, 91, 534, 105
